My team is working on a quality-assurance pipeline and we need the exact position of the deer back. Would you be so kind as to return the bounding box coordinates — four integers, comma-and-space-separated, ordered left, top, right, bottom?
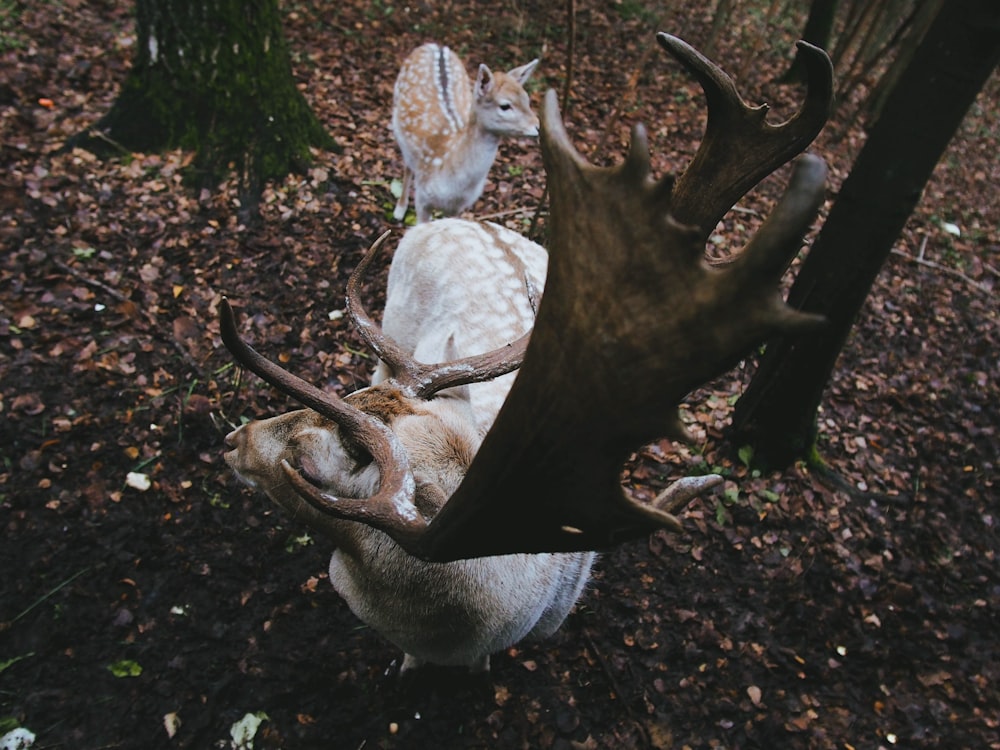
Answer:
392, 43, 474, 165
374, 218, 546, 433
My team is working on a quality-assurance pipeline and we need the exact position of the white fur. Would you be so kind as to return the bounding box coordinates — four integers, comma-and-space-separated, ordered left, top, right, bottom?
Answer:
226, 219, 593, 671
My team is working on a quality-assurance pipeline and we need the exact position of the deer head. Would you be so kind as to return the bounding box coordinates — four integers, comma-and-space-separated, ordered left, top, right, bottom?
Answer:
224, 33, 833, 566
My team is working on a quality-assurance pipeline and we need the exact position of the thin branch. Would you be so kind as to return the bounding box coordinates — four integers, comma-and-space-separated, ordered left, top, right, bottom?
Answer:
891, 247, 994, 296
475, 206, 538, 222
52, 258, 128, 302
562, 0, 576, 111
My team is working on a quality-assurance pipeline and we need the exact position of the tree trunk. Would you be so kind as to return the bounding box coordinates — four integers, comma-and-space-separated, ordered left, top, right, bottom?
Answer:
862, 0, 945, 126
730, 0, 1000, 470
779, 0, 839, 83
69, 0, 333, 211
704, 0, 737, 56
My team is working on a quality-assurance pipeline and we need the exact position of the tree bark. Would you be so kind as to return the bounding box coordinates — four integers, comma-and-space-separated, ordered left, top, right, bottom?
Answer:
779, 0, 839, 83
730, 0, 1000, 470
862, 0, 945, 126
69, 0, 333, 210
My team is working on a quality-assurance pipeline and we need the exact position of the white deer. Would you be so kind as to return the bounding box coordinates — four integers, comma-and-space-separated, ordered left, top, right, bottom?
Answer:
391, 43, 539, 223
223, 219, 593, 672
220, 34, 833, 676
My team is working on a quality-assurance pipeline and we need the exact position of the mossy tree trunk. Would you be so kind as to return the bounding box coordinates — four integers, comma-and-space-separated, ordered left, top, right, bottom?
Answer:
729, 0, 1000, 471
71, 0, 334, 212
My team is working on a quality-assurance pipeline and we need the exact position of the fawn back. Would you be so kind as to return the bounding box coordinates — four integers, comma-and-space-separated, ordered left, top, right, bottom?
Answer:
392, 43, 539, 222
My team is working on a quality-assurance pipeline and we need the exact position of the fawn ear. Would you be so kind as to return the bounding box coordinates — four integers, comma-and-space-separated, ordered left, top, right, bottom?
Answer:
507, 58, 539, 85
475, 63, 495, 98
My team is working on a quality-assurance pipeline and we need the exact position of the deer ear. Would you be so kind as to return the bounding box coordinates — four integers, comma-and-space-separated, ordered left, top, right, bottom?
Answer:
507, 58, 539, 85
439, 335, 472, 404
414, 479, 449, 519
475, 64, 495, 98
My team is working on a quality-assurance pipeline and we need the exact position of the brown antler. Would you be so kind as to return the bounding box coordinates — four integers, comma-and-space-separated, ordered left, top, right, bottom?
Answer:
221, 231, 537, 543
321, 36, 832, 561
660, 33, 833, 238
346, 231, 532, 399
220, 297, 428, 543
412, 107, 829, 560
271, 35, 832, 561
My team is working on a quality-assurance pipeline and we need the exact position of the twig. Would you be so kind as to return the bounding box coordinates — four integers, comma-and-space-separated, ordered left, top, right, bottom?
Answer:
582, 629, 651, 746
582, 628, 635, 718
891, 247, 993, 296
475, 206, 538, 222
562, 0, 576, 112
52, 258, 128, 302
813, 462, 911, 508
2, 566, 93, 632
81, 128, 131, 155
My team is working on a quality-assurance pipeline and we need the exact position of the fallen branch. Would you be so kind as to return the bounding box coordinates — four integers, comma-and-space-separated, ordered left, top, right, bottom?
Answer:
891, 247, 993, 296
475, 206, 540, 223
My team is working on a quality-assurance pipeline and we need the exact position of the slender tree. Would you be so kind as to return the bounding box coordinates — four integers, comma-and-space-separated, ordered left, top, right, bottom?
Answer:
779, 0, 838, 82
70, 0, 334, 214
862, 0, 945, 125
730, 0, 1000, 469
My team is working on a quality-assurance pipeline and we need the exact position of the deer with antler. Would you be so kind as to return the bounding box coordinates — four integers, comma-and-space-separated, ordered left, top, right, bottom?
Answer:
221, 34, 833, 672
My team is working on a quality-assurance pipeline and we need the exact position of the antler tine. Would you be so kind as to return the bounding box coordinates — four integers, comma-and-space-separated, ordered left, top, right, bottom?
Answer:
346, 230, 419, 382
658, 33, 833, 239
219, 298, 425, 541
346, 231, 532, 399
733, 151, 829, 287
221, 298, 371, 428
280, 460, 426, 547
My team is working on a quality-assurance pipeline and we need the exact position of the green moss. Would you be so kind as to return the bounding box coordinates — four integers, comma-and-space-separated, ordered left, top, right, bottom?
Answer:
803, 442, 828, 471
69, 0, 335, 200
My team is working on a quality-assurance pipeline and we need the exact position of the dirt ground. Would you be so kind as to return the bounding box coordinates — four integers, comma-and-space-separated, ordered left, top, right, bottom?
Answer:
1, 1, 998, 748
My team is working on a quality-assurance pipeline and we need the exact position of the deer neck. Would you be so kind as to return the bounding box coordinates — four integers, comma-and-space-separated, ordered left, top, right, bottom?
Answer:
446, 113, 501, 178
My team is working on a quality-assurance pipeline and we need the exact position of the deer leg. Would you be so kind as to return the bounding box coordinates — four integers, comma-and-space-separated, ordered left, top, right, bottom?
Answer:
414, 188, 432, 224
393, 168, 413, 221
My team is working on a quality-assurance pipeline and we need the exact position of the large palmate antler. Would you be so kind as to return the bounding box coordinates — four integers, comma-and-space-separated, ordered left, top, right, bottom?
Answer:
663, 35, 833, 236
408, 41, 831, 560
224, 34, 833, 561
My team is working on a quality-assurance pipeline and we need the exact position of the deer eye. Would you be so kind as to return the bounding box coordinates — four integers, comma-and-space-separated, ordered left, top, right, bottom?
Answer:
343, 439, 373, 468
499, 102, 512, 112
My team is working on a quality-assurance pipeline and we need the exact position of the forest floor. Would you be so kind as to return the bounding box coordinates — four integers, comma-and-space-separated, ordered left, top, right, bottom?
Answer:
1, 1, 998, 748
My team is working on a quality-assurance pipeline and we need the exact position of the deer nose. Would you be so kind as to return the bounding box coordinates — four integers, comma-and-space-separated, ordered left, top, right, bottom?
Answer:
224, 426, 245, 451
